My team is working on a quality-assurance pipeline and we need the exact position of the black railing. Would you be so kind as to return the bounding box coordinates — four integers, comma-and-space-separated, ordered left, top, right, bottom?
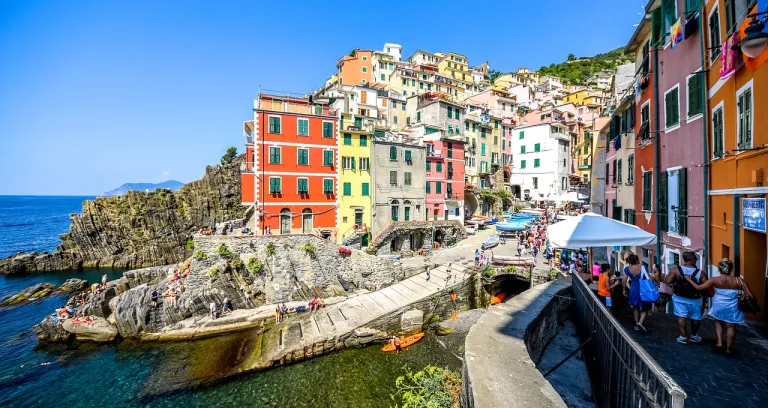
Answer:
572, 275, 686, 408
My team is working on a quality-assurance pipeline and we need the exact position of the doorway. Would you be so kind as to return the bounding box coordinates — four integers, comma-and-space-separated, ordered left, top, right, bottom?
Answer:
742, 229, 767, 322
280, 209, 291, 234
302, 208, 313, 234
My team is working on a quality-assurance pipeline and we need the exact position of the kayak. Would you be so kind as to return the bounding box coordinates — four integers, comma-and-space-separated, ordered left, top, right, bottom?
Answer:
490, 292, 507, 305
382, 332, 425, 352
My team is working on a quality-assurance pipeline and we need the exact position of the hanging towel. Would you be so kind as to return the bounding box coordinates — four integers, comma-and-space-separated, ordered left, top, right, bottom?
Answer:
720, 32, 739, 79
684, 12, 699, 40
613, 135, 621, 150
670, 18, 684, 49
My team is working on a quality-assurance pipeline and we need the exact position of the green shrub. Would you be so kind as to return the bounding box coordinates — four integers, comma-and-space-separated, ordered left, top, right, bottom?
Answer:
550, 268, 560, 281
217, 244, 231, 258
186, 239, 194, 250
208, 266, 219, 278
513, 205, 523, 212
483, 266, 496, 278
391, 365, 461, 408
503, 266, 518, 274
365, 247, 377, 255
247, 257, 264, 273
302, 242, 316, 255
265, 242, 276, 256
282, 242, 291, 249
193, 250, 207, 260
231, 258, 244, 271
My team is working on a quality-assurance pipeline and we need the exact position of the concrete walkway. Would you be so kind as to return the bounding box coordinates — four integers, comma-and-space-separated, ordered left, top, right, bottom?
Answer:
613, 306, 768, 407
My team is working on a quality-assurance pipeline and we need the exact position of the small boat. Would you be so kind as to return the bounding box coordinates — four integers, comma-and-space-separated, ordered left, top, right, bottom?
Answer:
481, 235, 499, 250
490, 292, 507, 305
495, 223, 526, 232
382, 332, 425, 352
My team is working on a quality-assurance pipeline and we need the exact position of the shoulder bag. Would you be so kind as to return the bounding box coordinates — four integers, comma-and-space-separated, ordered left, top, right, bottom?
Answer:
639, 269, 660, 303
737, 278, 761, 314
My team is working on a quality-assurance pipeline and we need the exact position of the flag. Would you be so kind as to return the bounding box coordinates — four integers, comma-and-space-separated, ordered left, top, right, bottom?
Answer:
670, 18, 683, 49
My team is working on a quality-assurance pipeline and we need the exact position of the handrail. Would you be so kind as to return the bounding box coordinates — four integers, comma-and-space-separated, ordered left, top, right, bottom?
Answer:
571, 274, 686, 408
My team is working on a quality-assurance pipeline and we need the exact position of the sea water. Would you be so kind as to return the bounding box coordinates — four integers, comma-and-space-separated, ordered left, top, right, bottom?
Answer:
0, 196, 460, 407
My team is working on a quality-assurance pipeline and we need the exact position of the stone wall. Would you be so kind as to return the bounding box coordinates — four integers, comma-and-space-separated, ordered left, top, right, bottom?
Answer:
368, 220, 467, 256
1, 155, 246, 275
462, 278, 573, 408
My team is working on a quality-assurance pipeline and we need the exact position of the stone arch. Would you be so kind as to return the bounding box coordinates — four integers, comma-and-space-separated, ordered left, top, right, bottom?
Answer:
464, 192, 479, 217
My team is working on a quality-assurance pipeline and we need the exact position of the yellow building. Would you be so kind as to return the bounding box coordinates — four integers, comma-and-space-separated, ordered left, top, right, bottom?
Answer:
489, 114, 504, 175
338, 113, 373, 245
562, 89, 607, 107
388, 66, 421, 98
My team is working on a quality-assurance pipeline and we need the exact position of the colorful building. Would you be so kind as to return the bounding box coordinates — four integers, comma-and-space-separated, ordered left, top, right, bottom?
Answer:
509, 122, 571, 202
337, 49, 374, 86
337, 112, 374, 246
241, 93, 338, 236
704, 0, 767, 320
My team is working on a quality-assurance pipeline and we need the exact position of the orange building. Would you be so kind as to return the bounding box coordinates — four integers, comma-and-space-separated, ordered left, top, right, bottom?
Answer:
704, 0, 767, 321
241, 93, 339, 236
337, 49, 373, 87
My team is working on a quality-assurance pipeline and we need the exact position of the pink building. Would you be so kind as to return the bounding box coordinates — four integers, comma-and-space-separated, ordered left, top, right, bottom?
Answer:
424, 137, 465, 221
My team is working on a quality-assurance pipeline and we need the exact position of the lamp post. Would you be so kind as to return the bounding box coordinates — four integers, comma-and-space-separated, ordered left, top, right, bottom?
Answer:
740, 11, 768, 59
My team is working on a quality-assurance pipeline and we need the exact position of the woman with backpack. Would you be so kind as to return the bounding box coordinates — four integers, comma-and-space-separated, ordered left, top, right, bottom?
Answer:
684, 259, 755, 354
622, 254, 655, 332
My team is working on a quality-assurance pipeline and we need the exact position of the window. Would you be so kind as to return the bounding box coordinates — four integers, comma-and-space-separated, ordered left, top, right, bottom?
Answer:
709, 7, 721, 64
561, 177, 567, 191
323, 150, 334, 166
534, 158, 540, 168
435, 182, 442, 194
617, 159, 623, 183
481, 128, 487, 138
465, 122, 470, 131
404, 172, 412, 185
612, 160, 617, 184
323, 179, 334, 194
664, 85, 680, 130
642, 171, 652, 211
426, 161, 431, 171
532, 177, 539, 189
641, 103, 650, 126
520, 145, 526, 154
297, 119, 309, 136
343, 134, 352, 145
360, 135, 368, 147
627, 155, 635, 184
269, 147, 281, 164
446, 143, 452, 158
685, 0, 699, 12
724, 0, 755, 35
455, 109, 460, 120
534, 143, 540, 152
493, 135, 498, 145
425, 181, 431, 193
362, 56, 367, 61
494, 120, 499, 129
359, 157, 369, 171
502, 103, 506, 111
342, 157, 355, 170
663, 168, 688, 235
481, 143, 486, 155
662, 0, 677, 39
268, 116, 281, 133
405, 206, 411, 221
297, 178, 309, 194
436, 162, 443, 172
390, 171, 397, 186
447, 106, 453, 118
394, 116, 398, 124
322, 122, 334, 138
472, 123, 477, 132
520, 160, 526, 169
419, 82, 424, 90
343, 182, 351, 196
389, 146, 397, 161
269, 177, 281, 194
687, 73, 703, 118
737, 81, 753, 150
362, 67, 367, 73
712, 105, 724, 158
519, 131, 524, 139
391, 203, 399, 221
297, 148, 309, 165
402, 103, 406, 111
564, 159, 567, 168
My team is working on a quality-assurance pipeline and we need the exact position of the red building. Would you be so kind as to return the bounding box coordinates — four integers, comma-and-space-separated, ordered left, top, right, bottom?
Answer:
241, 93, 338, 236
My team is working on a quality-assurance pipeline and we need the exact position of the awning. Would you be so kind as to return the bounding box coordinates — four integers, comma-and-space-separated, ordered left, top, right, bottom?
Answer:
547, 213, 657, 248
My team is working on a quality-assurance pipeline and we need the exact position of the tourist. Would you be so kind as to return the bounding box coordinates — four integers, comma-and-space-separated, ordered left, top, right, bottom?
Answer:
664, 251, 707, 344
592, 262, 601, 280
622, 254, 654, 332
275, 305, 282, 323
209, 301, 217, 320
280, 303, 288, 320
516, 244, 522, 257
175, 284, 182, 301
684, 259, 754, 354
597, 264, 620, 311
474, 249, 480, 266
654, 264, 673, 313
479, 251, 486, 265
532, 245, 539, 259
151, 288, 159, 308
389, 336, 403, 353
222, 297, 232, 313
568, 262, 576, 274
426, 268, 431, 281
101, 273, 107, 288
446, 263, 452, 282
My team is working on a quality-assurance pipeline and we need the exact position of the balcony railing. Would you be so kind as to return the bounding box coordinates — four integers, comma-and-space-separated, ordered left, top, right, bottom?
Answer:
427, 149, 442, 158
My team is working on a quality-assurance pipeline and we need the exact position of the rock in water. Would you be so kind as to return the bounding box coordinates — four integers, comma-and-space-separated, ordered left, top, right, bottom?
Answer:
400, 309, 424, 332
0, 155, 246, 275
58, 278, 88, 293
1, 283, 58, 306
62, 317, 118, 342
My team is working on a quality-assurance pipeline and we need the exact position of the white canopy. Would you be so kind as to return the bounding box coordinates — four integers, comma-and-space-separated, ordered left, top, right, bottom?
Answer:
547, 213, 657, 248
555, 191, 587, 203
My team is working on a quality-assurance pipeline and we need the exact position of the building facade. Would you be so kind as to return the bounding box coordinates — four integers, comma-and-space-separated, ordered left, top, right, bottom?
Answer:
510, 122, 571, 202
337, 113, 374, 246
337, 49, 374, 87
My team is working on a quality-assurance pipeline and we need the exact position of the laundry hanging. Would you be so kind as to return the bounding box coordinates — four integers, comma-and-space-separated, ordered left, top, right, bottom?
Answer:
670, 17, 684, 49
720, 32, 740, 79
613, 135, 621, 150
684, 12, 699, 40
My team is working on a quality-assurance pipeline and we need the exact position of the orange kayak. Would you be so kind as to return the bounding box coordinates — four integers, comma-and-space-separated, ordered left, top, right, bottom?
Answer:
490, 292, 507, 305
382, 332, 425, 352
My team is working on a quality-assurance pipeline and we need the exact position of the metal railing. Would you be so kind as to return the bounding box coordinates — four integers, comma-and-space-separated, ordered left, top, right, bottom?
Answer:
571, 275, 686, 408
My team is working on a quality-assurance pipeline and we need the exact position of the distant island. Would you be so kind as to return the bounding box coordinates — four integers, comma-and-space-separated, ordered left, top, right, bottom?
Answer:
103, 180, 185, 197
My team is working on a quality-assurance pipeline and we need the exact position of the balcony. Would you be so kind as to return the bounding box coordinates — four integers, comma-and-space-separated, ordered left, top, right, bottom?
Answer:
427, 149, 443, 158
341, 119, 375, 134
578, 164, 592, 170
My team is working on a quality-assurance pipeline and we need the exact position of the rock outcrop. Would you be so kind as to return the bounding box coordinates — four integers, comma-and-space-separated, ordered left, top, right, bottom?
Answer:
1, 283, 58, 306
0, 155, 246, 275
58, 278, 88, 293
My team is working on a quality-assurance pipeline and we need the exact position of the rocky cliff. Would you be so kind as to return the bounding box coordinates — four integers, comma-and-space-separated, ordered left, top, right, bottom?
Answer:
0, 155, 246, 275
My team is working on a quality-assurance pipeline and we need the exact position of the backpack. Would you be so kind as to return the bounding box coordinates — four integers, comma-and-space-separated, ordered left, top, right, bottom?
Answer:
673, 266, 703, 299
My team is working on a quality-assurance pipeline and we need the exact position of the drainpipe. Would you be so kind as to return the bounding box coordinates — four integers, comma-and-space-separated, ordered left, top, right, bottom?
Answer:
698, 7, 709, 275
733, 195, 741, 275
653, 45, 661, 259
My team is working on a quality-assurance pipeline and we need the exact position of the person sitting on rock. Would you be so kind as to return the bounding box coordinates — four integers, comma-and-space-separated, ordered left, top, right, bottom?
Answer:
151, 289, 159, 308
209, 302, 217, 320
222, 297, 232, 314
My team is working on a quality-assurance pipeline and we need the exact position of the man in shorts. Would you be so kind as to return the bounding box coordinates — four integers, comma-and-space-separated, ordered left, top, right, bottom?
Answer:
665, 251, 707, 344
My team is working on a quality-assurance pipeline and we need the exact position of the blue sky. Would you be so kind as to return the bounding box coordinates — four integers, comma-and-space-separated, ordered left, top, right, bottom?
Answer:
0, 0, 644, 195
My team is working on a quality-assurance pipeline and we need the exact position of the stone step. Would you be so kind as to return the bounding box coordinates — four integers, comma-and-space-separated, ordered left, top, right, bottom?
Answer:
388, 283, 420, 302
368, 290, 398, 312
399, 279, 433, 298
358, 295, 385, 315
379, 286, 411, 307
313, 312, 335, 334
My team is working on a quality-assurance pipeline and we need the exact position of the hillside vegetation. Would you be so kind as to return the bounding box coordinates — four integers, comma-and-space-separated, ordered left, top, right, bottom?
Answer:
538, 47, 634, 85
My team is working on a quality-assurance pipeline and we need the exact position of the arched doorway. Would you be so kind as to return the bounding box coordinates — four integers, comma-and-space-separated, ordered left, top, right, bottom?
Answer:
463, 192, 479, 217
434, 230, 445, 247
301, 208, 313, 234
404, 200, 412, 221
391, 200, 400, 221
410, 231, 424, 251
280, 208, 291, 234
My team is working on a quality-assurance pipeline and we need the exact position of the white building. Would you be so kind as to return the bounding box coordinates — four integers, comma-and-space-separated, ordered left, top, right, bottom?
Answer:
510, 122, 571, 201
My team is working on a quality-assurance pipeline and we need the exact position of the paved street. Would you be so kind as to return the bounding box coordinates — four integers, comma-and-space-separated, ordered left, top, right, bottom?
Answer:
613, 306, 768, 407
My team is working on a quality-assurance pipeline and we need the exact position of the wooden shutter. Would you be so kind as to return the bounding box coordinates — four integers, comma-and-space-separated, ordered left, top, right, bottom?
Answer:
678, 168, 688, 236
390, 171, 397, 185
659, 171, 668, 232
652, 8, 663, 45
360, 91, 367, 104
744, 89, 752, 147
426, 181, 430, 193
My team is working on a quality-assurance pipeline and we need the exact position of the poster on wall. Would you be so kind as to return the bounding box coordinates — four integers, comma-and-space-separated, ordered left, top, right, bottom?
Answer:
742, 197, 766, 233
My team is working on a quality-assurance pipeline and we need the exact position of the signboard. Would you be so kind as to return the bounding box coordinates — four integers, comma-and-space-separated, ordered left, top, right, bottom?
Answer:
743, 198, 766, 233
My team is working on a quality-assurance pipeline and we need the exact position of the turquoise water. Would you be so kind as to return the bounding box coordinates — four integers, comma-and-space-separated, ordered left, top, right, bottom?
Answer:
0, 196, 461, 407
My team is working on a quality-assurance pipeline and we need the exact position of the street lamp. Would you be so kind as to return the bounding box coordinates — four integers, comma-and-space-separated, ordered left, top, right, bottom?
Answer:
740, 11, 768, 59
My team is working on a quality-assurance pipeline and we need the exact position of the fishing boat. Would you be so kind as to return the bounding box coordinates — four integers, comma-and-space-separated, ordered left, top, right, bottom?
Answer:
481, 234, 499, 250
382, 332, 425, 352
495, 222, 527, 232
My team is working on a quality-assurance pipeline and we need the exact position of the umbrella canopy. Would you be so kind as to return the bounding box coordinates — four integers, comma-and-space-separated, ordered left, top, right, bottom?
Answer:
555, 191, 587, 203
547, 213, 657, 248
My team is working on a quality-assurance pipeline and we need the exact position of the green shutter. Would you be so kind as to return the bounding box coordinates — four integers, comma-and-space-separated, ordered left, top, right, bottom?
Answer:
351, 156, 356, 170
455, 109, 459, 120
360, 135, 368, 146
343, 182, 351, 196
298, 149, 308, 165
678, 168, 688, 236
436, 182, 442, 194
465, 122, 469, 130
659, 171, 668, 231
323, 150, 333, 166
714, 108, 724, 157
534, 158, 540, 167
270, 147, 281, 164
390, 171, 397, 185
521, 160, 526, 169
298, 178, 308, 194
270, 178, 281, 194
688, 74, 702, 116
521, 146, 526, 154
534, 143, 540, 152
405, 172, 412, 185
651, 8, 663, 45
269, 117, 281, 133
426, 161, 431, 171
362, 183, 369, 196
405, 150, 412, 161
436, 162, 442, 172
390, 146, 397, 160
323, 179, 333, 194
426, 181, 431, 193
344, 134, 352, 145
323, 122, 333, 138
519, 131, 524, 139
417, 112, 421, 121
298, 119, 309, 136
448, 106, 453, 117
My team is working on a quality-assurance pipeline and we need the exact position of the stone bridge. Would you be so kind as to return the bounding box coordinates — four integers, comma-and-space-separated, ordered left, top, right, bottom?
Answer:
368, 220, 467, 256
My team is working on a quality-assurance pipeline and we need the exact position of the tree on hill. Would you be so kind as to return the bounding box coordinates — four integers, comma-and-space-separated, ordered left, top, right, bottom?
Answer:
221, 147, 238, 165
487, 69, 502, 83
538, 47, 633, 85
